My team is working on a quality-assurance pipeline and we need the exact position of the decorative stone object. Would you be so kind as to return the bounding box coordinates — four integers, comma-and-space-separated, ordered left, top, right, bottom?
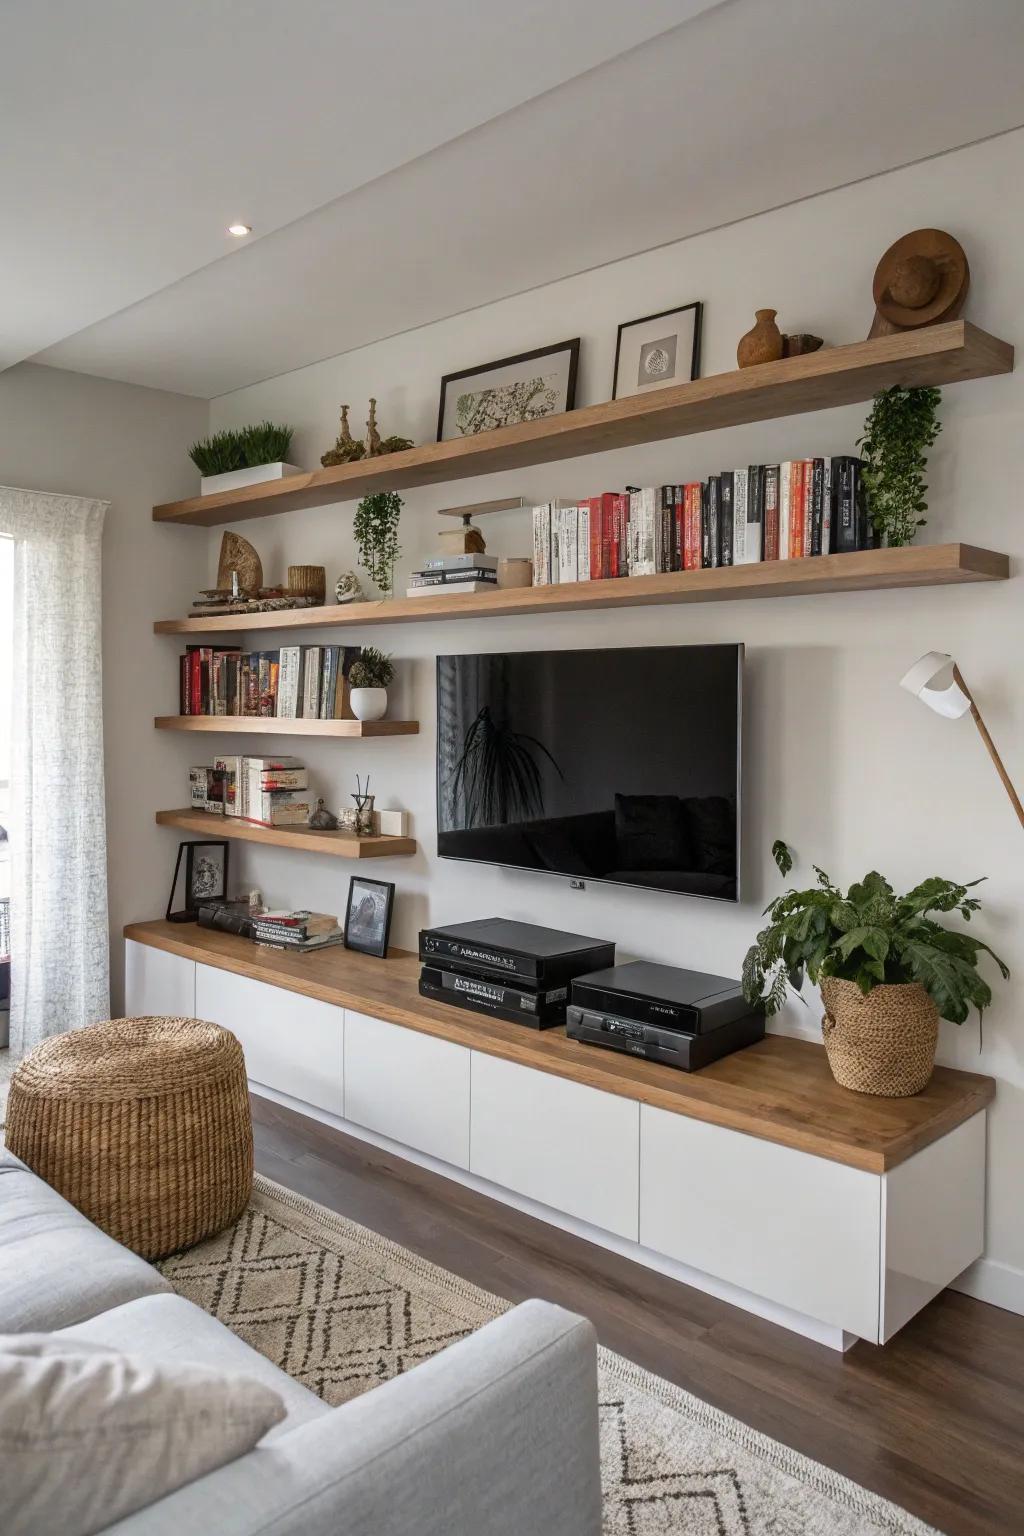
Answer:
334, 570, 364, 604
216, 531, 263, 594
308, 798, 339, 831
782, 333, 824, 358
736, 310, 784, 368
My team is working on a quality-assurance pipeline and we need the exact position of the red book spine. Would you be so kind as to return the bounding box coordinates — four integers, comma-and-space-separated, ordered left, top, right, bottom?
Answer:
789, 462, 804, 559
682, 483, 696, 569
600, 492, 616, 579
802, 458, 815, 556
190, 650, 202, 716
611, 493, 627, 577
764, 468, 780, 559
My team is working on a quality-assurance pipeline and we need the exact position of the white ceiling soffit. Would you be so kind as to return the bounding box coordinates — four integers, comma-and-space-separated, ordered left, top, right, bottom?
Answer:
1, 0, 709, 373
29, 0, 1024, 399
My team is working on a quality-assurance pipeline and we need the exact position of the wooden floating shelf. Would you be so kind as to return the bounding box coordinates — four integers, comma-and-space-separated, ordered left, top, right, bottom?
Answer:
153, 545, 1008, 636
151, 322, 1012, 527
155, 808, 416, 859
154, 715, 419, 736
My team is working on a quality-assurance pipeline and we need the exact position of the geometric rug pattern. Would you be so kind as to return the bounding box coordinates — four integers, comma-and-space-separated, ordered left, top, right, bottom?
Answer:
159, 1176, 942, 1536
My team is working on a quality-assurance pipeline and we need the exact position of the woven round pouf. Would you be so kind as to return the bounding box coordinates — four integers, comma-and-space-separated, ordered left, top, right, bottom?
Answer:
6, 1016, 253, 1259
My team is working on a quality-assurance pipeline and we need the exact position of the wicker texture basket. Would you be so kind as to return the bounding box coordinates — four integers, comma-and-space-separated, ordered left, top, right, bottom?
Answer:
820, 977, 939, 1097
287, 564, 327, 602
6, 1016, 253, 1259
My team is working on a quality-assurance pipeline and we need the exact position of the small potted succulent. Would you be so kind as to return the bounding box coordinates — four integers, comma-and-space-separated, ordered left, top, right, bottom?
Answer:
741, 842, 1008, 1096
189, 421, 300, 496
348, 647, 394, 722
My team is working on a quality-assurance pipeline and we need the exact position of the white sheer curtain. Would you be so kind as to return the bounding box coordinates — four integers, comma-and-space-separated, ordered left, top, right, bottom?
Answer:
0, 488, 110, 1058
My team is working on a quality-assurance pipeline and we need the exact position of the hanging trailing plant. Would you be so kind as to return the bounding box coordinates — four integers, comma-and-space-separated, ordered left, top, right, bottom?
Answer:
857, 385, 942, 546
353, 491, 403, 596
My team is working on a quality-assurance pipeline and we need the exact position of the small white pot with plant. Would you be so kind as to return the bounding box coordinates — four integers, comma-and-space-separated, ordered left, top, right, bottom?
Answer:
190, 421, 301, 495
348, 648, 394, 722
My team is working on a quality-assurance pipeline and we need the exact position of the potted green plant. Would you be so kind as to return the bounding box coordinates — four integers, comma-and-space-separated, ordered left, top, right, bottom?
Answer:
348, 647, 394, 722
189, 421, 299, 496
858, 385, 942, 546
353, 491, 403, 597
741, 842, 1008, 1096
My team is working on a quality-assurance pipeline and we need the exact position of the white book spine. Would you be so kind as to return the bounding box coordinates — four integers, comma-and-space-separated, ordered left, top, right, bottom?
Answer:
276, 646, 302, 718
778, 461, 792, 561
732, 470, 746, 564
578, 504, 591, 582
562, 506, 579, 583
550, 504, 561, 584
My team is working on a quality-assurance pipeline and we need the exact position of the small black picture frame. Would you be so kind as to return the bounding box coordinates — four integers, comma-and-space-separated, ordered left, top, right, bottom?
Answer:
612, 300, 702, 401
166, 840, 230, 924
343, 876, 395, 958
437, 338, 580, 442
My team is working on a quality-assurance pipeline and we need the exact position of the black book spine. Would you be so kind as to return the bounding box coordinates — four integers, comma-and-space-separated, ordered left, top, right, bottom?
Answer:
810, 458, 824, 556
660, 486, 674, 574
749, 463, 764, 560
833, 457, 858, 553
708, 476, 721, 568
700, 482, 711, 568
719, 471, 734, 566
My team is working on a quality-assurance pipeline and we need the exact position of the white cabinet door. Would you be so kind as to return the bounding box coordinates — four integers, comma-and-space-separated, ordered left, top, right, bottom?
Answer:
195, 963, 343, 1116
470, 1054, 639, 1240
344, 1010, 470, 1169
640, 1105, 881, 1338
125, 940, 195, 1018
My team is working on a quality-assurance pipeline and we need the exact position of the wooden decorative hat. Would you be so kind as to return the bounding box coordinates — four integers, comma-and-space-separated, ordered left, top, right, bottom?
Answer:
869, 229, 969, 338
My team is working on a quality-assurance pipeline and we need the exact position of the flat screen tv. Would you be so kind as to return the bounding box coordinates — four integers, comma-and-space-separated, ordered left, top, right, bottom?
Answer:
436, 643, 742, 901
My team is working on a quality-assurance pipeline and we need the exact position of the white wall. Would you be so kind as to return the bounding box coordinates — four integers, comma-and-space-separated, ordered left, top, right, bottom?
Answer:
0, 362, 209, 1009
206, 128, 1024, 1307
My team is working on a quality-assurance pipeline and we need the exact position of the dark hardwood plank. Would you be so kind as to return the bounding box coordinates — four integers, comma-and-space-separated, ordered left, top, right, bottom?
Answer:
251, 1094, 1024, 1536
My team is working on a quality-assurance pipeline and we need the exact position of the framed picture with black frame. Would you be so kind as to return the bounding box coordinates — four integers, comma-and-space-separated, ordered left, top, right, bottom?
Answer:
343, 876, 395, 958
612, 301, 702, 400
437, 339, 580, 441
166, 840, 229, 923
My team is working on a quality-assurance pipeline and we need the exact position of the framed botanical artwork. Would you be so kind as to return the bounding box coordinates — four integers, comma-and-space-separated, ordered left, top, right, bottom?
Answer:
437, 339, 580, 441
343, 876, 395, 959
612, 301, 703, 400
166, 840, 229, 923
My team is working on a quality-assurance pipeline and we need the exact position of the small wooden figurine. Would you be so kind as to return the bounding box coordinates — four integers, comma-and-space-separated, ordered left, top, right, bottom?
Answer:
321, 404, 366, 467
364, 398, 382, 457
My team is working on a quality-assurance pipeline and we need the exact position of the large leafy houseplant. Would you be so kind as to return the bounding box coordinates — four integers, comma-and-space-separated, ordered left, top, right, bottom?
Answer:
857, 385, 942, 546
353, 491, 403, 596
742, 842, 1008, 1026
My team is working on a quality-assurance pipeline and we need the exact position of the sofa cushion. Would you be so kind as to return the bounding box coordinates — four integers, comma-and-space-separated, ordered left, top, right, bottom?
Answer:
61, 1292, 328, 1440
1, 1331, 285, 1536
0, 1149, 172, 1331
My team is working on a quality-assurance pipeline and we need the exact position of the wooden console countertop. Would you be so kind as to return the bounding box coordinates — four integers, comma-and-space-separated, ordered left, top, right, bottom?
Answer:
125, 920, 994, 1174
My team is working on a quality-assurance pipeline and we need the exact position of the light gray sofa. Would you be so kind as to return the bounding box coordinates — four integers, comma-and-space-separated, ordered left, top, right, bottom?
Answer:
1, 1149, 602, 1535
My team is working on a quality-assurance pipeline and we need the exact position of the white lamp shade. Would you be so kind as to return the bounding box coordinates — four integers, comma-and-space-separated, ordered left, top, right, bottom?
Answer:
900, 652, 972, 719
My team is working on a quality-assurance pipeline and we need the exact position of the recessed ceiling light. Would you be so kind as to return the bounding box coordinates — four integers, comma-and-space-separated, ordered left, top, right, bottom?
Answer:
227, 223, 252, 237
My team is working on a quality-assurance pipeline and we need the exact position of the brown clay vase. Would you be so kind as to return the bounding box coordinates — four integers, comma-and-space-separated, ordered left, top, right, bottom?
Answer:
737, 309, 784, 368
820, 977, 939, 1097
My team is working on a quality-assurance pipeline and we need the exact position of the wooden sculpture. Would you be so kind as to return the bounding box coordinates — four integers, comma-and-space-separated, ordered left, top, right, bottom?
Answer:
364, 397, 382, 457
216, 531, 263, 594
321, 404, 366, 467
868, 229, 969, 339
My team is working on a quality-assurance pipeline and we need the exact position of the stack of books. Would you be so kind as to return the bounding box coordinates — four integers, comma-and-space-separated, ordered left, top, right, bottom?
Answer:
531, 457, 872, 585
180, 644, 360, 718
406, 553, 498, 598
209, 755, 313, 826
251, 910, 344, 953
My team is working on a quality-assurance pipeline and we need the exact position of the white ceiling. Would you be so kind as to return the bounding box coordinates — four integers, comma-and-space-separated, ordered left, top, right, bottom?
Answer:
8, 0, 1024, 398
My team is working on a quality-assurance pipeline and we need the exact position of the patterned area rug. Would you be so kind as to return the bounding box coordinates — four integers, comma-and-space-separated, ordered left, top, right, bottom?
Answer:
159, 1176, 941, 1536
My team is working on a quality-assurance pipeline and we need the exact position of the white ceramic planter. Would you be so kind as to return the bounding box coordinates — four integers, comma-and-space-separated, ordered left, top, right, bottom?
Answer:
200, 462, 304, 496
350, 687, 388, 722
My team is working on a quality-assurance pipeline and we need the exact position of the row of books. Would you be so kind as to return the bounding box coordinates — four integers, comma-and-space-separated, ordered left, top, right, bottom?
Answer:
180, 645, 360, 718
531, 457, 871, 583
190, 755, 313, 827
406, 551, 499, 599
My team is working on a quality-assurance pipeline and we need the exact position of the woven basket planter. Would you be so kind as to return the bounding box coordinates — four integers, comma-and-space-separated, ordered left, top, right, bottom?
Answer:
6, 1016, 253, 1259
820, 977, 939, 1097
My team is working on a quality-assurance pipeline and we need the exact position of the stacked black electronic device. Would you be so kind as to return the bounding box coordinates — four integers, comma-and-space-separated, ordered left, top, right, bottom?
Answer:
418, 918, 615, 1030
566, 962, 764, 1070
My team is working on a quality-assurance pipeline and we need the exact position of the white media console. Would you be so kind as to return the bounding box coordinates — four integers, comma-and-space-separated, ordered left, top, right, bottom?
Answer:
125, 926, 992, 1352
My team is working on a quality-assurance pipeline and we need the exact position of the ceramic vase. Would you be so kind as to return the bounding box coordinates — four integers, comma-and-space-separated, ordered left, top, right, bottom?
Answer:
736, 310, 784, 368
350, 687, 387, 722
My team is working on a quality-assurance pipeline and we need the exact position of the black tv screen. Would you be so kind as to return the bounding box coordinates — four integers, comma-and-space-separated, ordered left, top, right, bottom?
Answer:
436, 644, 742, 901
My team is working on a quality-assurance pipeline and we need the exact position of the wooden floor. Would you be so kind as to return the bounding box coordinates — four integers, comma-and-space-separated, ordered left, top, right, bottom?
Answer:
253, 1095, 1024, 1536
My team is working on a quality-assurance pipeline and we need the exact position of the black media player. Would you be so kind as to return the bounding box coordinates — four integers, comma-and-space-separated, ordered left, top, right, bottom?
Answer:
566, 961, 764, 1071
419, 918, 615, 990
419, 965, 568, 1030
